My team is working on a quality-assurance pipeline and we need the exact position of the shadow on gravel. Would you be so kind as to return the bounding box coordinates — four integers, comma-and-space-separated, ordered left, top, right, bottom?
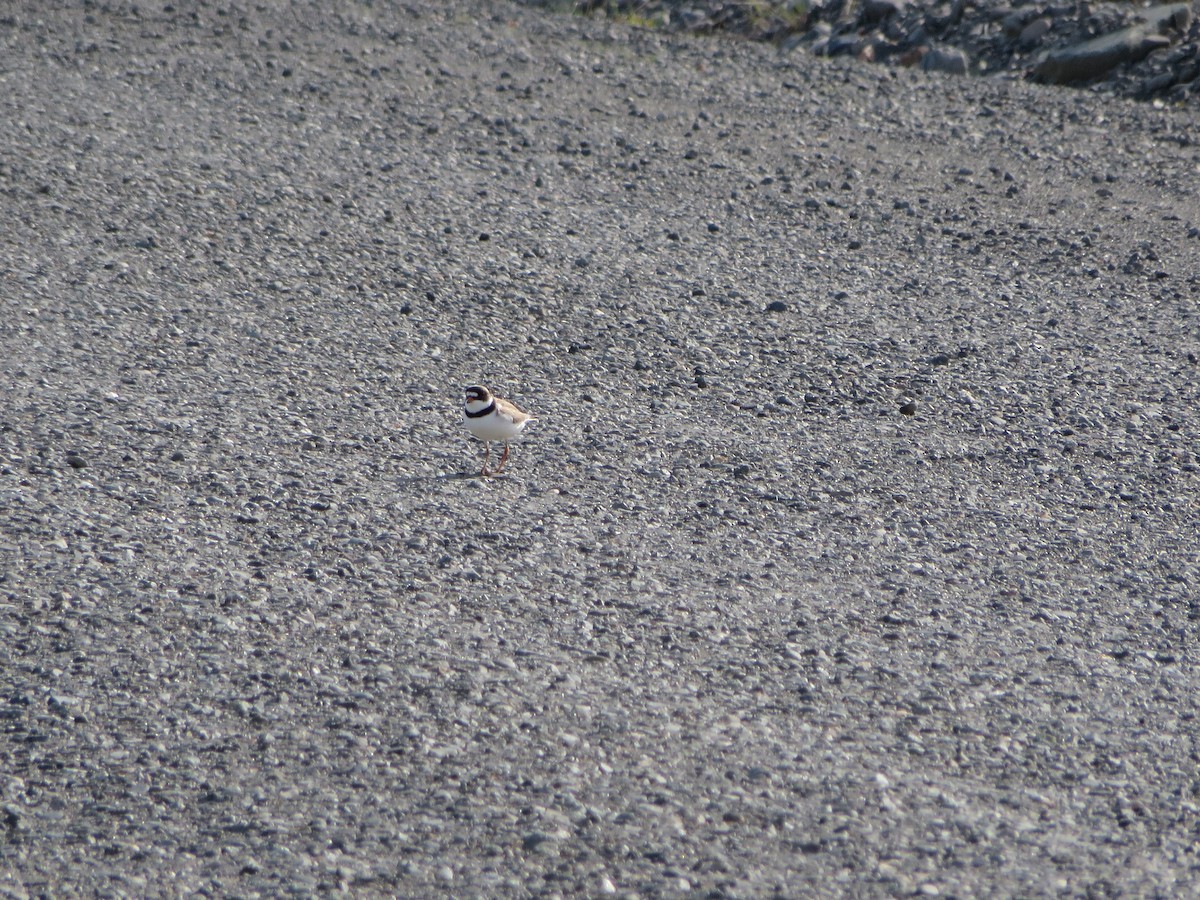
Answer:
394, 472, 497, 484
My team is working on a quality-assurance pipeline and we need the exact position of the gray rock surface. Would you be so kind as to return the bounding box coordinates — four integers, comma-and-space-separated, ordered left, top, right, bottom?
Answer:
2, 1, 1200, 896
566, 0, 1200, 102
1017, 16, 1053, 51
920, 44, 970, 74
1034, 17, 1175, 84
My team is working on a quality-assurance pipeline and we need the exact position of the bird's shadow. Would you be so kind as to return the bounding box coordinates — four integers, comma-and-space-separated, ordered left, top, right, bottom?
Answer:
394, 472, 508, 486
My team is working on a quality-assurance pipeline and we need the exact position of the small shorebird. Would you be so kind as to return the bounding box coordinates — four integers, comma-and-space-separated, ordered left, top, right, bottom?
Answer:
462, 385, 535, 476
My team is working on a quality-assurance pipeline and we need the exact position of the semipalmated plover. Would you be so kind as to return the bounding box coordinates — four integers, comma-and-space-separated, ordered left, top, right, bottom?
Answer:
463, 385, 535, 476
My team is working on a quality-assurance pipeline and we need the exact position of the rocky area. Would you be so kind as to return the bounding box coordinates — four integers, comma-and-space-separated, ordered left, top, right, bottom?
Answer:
568, 0, 1200, 102
2, 0, 1199, 896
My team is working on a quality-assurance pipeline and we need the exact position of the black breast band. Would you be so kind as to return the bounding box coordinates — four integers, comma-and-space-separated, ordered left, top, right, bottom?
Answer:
465, 401, 496, 419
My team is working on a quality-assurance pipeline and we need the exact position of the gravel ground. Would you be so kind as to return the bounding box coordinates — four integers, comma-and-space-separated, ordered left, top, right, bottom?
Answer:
2, 1, 1199, 897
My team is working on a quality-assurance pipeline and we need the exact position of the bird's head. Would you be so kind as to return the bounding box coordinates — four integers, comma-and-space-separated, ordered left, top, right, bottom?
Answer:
464, 385, 492, 405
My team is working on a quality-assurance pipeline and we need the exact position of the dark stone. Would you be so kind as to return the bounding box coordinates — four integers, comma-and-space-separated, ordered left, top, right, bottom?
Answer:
1034, 22, 1174, 83
921, 45, 969, 74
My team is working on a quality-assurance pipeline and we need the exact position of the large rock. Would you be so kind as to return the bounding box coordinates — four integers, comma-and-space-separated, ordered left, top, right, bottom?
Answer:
861, 0, 905, 23
1034, 3, 1190, 84
1142, 1, 1193, 31
921, 44, 969, 74
1018, 17, 1052, 50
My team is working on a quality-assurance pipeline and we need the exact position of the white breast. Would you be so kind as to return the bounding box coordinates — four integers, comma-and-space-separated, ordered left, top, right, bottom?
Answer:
464, 408, 527, 441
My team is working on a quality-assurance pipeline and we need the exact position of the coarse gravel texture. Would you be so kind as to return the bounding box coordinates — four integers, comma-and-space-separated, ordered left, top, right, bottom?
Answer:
2, 1, 1200, 897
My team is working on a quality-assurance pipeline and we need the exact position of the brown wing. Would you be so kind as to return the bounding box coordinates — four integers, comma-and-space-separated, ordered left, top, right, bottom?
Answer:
494, 397, 533, 426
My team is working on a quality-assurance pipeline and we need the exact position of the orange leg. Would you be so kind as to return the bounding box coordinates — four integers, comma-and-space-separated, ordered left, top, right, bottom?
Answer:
480, 442, 491, 476
495, 442, 511, 473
